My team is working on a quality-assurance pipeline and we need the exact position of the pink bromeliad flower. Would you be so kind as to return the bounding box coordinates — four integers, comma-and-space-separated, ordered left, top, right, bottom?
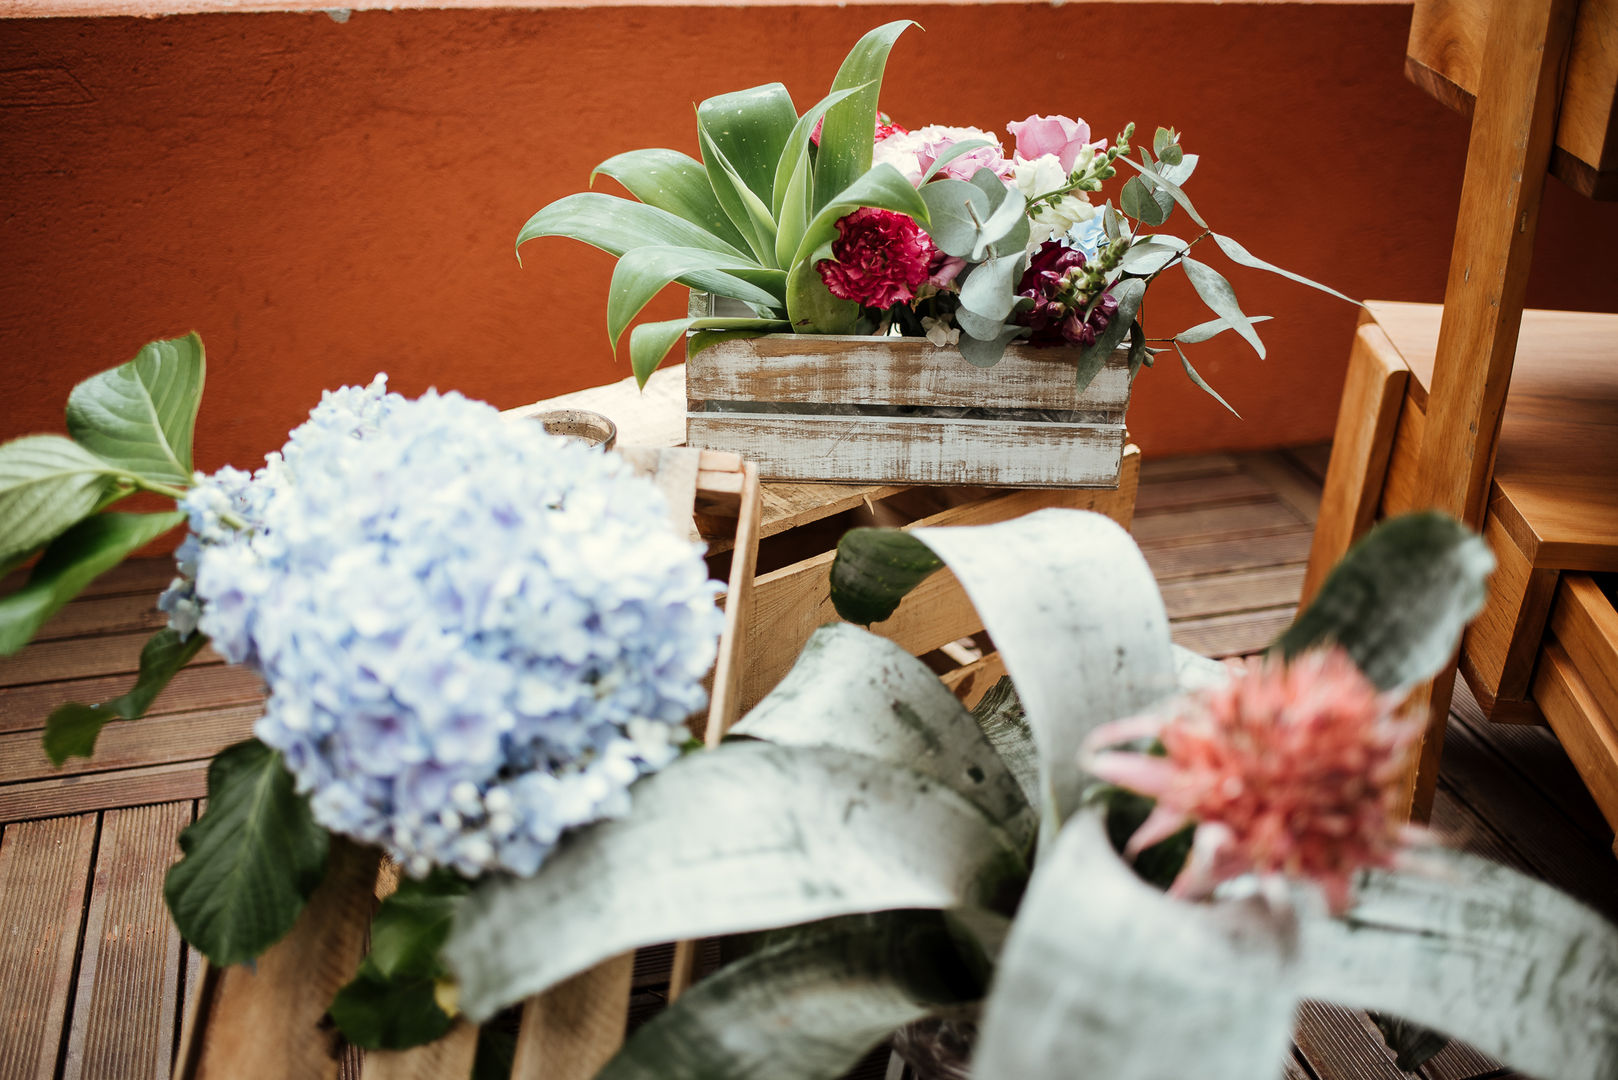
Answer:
1081, 647, 1424, 914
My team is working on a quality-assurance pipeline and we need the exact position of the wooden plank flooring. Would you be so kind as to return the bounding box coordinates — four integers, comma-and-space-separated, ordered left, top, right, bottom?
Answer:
0, 445, 1610, 1080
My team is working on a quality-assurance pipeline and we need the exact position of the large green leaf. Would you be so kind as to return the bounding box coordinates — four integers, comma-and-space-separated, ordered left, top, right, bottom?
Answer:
0, 436, 126, 564
627, 316, 789, 388
607, 246, 784, 352
591, 148, 752, 253
792, 163, 929, 271
974, 813, 1300, 1080
774, 152, 816, 271
771, 85, 863, 221
1275, 512, 1493, 692
596, 912, 983, 1080
44, 626, 210, 765
327, 960, 453, 1051
0, 510, 183, 656
813, 21, 915, 213
697, 123, 781, 265
696, 83, 799, 208
784, 250, 860, 335
1296, 845, 1618, 1080
164, 739, 330, 966
920, 178, 994, 259
516, 193, 752, 294
958, 251, 1025, 323
442, 742, 1027, 1021
828, 527, 942, 626
66, 332, 205, 486
734, 623, 1035, 845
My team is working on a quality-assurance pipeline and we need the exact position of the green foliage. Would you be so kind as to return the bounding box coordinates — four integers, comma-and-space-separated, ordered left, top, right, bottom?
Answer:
0, 436, 127, 565
165, 740, 330, 967
827, 527, 943, 626
812, 21, 916, 214
66, 332, 205, 486
44, 626, 208, 764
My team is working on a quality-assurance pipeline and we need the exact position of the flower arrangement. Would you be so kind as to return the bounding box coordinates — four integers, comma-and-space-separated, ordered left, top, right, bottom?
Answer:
522, 20, 1350, 404
0, 335, 723, 1043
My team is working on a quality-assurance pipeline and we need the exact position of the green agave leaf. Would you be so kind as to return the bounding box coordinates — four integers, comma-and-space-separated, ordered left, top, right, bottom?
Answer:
0, 510, 183, 657
0, 435, 126, 565
1119, 155, 1207, 228
919, 138, 995, 185
785, 247, 859, 334
596, 911, 983, 1080
1275, 512, 1493, 692
44, 625, 208, 765
1074, 278, 1146, 392
443, 742, 1027, 1021
516, 192, 751, 278
813, 20, 916, 213
165, 739, 330, 966
689, 328, 773, 357
774, 151, 815, 270
734, 623, 1035, 845
1174, 341, 1241, 418
66, 332, 205, 487
1211, 232, 1357, 304
1296, 845, 1618, 1079
828, 527, 942, 626
1172, 313, 1274, 345
697, 122, 780, 266
975, 813, 1299, 1080
920, 178, 993, 259
607, 246, 783, 352
791, 163, 930, 270
1180, 257, 1265, 359
697, 83, 799, 208
592, 148, 751, 253
627, 316, 789, 388
771, 85, 864, 221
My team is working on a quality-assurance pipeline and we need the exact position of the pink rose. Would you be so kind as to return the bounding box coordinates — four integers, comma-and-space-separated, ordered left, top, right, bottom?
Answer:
1007, 114, 1092, 172
815, 207, 937, 309
874, 125, 1012, 186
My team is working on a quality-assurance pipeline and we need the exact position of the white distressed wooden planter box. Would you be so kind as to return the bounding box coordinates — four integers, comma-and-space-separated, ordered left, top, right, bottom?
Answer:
684, 296, 1130, 488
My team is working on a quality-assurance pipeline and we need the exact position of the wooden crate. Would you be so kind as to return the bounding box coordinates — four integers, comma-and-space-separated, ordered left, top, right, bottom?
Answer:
171, 447, 761, 1080
685, 294, 1130, 488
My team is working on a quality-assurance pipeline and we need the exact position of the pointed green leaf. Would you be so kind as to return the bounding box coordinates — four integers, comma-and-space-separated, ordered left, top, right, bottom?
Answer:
592, 148, 751, 253
1173, 341, 1241, 418
828, 527, 943, 626
517, 192, 750, 270
443, 742, 1027, 1021
696, 83, 799, 207
1172, 314, 1274, 345
596, 912, 982, 1080
1074, 278, 1146, 392
164, 739, 330, 966
1211, 232, 1357, 304
43, 625, 209, 764
0, 510, 183, 656
607, 247, 783, 352
1275, 512, 1493, 692
1116, 235, 1187, 275
627, 316, 789, 388
792, 164, 930, 270
1180, 257, 1265, 358
774, 150, 815, 270
66, 332, 205, 486
1119, 155, 1207, 228
771, 85, 864, 220
697, 123, 780, 265
1126, 319, 1148, 381
812, 20, 916, 213
0, 436, 127, 565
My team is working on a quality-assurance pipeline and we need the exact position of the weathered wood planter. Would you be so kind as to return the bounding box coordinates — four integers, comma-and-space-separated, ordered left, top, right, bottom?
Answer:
172, 446, 761, 1080
685, 295, 1131, 488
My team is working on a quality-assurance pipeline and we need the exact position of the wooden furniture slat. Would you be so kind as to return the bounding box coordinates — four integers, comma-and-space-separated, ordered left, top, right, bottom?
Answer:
1131, 469, 1273, 514
1137, 451, 1239, 483
1456, 514, 1559, 714
0, 664, 261, 737
1535, 640, 1618, 837
1550, 575, 1618, 724
1158, 564, 1307, 622
1169, 607, 1297, 660
0, 703, 258, 785
1130, 498, 1302, 545
1236, 451, 1322, 525
510, 952, 635, 1080
1292, 1000, 1405, 1080
1282, 443, 1334, 485
0, 812, 98, 1080
1139, 526, 1314, 583
0, 558, 177, 604
685, 414, 1125, 488
685, 335, 1130, 414
0, 629, 221, 689
33, 592, 168, 643
359, 1021, 479, 1080
61, 801, 189, 1080
0, 760, 208, 824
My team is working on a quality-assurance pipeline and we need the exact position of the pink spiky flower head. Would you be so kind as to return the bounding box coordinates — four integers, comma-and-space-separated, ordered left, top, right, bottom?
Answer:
1081, 646, 1423, 914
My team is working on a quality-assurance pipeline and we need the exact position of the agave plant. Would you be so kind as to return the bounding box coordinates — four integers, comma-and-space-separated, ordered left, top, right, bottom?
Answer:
440, 509, 1618, 1079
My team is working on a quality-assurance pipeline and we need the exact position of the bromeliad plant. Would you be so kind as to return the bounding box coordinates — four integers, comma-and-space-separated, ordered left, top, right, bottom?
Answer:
0, 335, 725, 1051
438, 509, 1618, 1079
522, 20, 1352, 407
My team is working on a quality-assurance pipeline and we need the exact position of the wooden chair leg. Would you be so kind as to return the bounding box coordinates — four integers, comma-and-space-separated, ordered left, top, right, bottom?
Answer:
1300, 320, 1409, 608
510, 953, 635, 1080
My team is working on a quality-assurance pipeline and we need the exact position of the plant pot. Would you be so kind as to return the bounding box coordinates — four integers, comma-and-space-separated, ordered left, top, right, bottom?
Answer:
684, 295, 1131, 489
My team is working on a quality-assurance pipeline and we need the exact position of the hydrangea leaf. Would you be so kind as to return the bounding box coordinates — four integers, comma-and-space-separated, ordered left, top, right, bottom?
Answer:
771, 85, 863, 221
696, 83, 799, 209
44, 625, 209, 765
1296, 845, 1618, 1079
164, 739, 330, 966
0, 510, 183, 656
591, 148, 752, 254
65, 333, 204, 487
1180, 257, 1265, 359
0, 435, 127, 564
627, 316, 790, 388
327, 959, 454, 1051
812, 20, 916, 213
733, 623, 1035, 846
443, 742, 1027, 1021
1275, 512, 1493, 692
516, 192, 752, 272
606, 247, 784, 353
974, 813, 1300, 1080
595, 912, 983, 1080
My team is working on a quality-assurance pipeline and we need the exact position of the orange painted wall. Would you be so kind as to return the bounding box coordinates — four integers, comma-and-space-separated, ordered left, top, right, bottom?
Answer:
3, 1, 1617, 485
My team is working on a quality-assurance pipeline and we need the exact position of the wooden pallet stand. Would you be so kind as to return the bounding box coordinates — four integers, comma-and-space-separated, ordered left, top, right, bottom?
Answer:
171, 446, 761, 1080
684, 293, 1131, 488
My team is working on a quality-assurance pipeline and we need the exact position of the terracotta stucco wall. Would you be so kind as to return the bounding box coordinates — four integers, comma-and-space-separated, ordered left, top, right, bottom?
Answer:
3, 2, 1616, 483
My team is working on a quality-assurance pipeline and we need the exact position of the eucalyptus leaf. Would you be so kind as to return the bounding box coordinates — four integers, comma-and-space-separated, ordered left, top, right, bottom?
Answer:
1126, 320, 1148, 381
952, 304, 1010, 343
44, 625, 209, 764
66, 332, 204, 486
771, 84, 864, 220
443, 742, 1027, 1021
1174, 342, 1241, 418
958, 251, 1025, 322
164, 739, 330, 966
1180, 257, 1265, 358
919, 179, 993, 259
1153, 127, 1183, 167
590, 149, 751, 255
1120, 176, 1172, 228
812, 20, 915, 213
1172, 314, 1274, 345
1074, 278, 1145, 393
955, 324, 1025, 368
1274, 512, 1493, 692
696, 83, 798, 207
627, 316, 789, 388
1117, 236, 1187, 275
0, 436, 126, 566
1210, 232, 1357, 304
596, 911, 982, 1080
1102, 202, 1123, 241
970, 188, 1027, 262
1119, 156, 1207, 228
606, 247, 783, 352
734, 623, 1035, 844
0, 510, 183, 656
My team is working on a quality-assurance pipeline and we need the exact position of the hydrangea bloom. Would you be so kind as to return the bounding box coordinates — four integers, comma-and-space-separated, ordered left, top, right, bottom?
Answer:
1081, 647, 1423, 913
162, 377, 724, 878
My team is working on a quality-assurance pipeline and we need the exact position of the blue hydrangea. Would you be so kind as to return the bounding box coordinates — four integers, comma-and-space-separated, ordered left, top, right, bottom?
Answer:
1068, 214, 1111, 262
165, 376, 724, 878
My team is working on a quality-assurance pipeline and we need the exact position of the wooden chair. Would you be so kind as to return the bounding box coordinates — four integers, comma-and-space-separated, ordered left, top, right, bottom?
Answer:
1303, 0, 1618, 825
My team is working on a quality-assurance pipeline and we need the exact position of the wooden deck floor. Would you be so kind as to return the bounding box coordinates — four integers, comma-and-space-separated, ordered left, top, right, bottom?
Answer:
2, 446, 1612, 1080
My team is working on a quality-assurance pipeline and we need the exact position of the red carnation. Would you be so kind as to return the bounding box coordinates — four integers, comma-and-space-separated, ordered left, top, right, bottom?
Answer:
815, 208, 937, 309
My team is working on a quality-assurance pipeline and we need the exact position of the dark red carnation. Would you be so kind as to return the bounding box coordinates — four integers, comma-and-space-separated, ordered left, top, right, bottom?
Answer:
815, 208, 937, 308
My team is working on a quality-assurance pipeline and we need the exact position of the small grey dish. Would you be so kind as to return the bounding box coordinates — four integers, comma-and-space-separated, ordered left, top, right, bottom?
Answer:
531, 409, 617, 451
